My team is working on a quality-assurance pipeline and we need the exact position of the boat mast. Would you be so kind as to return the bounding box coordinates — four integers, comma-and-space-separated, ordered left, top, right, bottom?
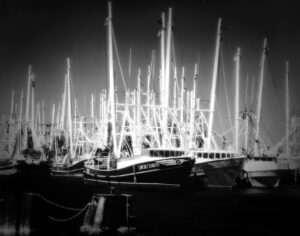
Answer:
285, 61, 290, 156
25, 66, 31, 124
160, 13, 166, 106
42, 100, 45, 135
162, 8, 172, 147
207, 18, 222, 150
244, 75, 249, 152
107, 1, 117, 156
10, 89, 15, 133
180, 66, 185, 124
234, 47, 241, 153
147, 65, 151, 122
51, 103, 55, 145
164, 7, 172, 110
254, 38, 267, 156
31, 72, 35, 135
66, 58, 74, 158
19, 89, 23, 155
61, 77, 67, 130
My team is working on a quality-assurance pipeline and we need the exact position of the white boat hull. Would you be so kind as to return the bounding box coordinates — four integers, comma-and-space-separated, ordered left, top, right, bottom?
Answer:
244, 158, 280, 188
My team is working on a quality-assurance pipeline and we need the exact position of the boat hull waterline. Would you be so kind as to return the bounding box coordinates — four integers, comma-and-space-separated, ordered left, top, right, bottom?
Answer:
191, 157, 245, 189
84, 157, 194, 189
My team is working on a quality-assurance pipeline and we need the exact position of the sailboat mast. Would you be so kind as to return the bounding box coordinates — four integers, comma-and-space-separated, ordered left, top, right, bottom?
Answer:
51, 104, 55, 142
10, 89, 15, 128
25, 65, 31, 123
180, 66, 185, 124
67, 58, 73, 158
244, 75, 249, 152
254, 38, 267, 156
19, 89, 24, 154
234, 48, 241, 153
285, 61, 290, 156
160, 13, 166, 106
107, 1, 117, 155
207, 18, 222, 150
164, 7, 172, 111
31, 73, 35, 132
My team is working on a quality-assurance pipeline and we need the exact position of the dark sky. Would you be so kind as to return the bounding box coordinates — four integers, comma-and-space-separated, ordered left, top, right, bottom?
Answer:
1, 0, 299, 143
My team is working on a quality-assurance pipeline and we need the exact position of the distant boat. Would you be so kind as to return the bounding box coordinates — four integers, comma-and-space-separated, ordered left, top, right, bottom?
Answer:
188, 20, 245, 189
190, 150, 245, 189
242, 38, 280, 188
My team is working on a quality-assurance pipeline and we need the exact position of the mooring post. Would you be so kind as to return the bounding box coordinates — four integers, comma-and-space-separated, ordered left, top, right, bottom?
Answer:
19, 193, 32, 235
80, 197, 97, 233
91, 196, 106, 233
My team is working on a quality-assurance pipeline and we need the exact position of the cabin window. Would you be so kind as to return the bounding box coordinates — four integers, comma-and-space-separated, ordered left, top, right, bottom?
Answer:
215, 153, 220, 158
221, 153, 226, 158
197, 153, 202, 158
203, 153, 208, 158
209, 153, 214, 159
227, 154, 230, 158
254, 157, 260, 161
149, 150, 184, 157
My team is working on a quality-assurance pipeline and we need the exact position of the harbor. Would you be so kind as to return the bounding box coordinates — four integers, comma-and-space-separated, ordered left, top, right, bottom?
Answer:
1, 0, 300, 235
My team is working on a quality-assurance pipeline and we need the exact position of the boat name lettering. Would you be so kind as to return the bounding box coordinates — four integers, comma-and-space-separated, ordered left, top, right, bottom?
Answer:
138, 162, 160, 171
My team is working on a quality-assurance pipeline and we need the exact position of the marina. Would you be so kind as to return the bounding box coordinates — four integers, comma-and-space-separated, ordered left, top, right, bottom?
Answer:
1, 0, 300, 235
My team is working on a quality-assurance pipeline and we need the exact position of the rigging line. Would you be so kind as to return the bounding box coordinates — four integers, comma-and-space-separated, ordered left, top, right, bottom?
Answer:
112, 26, 127, 91
260, 120, 275, 147
266, 55, 285, 116
220, 44, 233, 130
291, 73, 300, 114
215, 100, 225, 136
263, 82, 285, 135
170, 32, 181, 95
69, 71, 81, 118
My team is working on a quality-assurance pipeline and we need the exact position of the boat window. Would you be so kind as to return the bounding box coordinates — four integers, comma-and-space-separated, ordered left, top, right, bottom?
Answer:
261, 157, 267, 161
149, 150, 184, 157
227, 154, 230, 158
197, 153, 202, 158
215, 153, 220, 158
209, 153, 214, 159
254, 157, 260, 161
203, 153, 208, 158
221, 153, 226, 158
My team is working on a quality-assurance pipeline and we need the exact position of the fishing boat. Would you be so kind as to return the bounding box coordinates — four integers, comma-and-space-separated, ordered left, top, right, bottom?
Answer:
51, 60, 93, 177
84, 2, 194, 189
188, 20, 245, 189
84, 148, 194, 188
242, 38, 280, 188
0, 92, 22, 176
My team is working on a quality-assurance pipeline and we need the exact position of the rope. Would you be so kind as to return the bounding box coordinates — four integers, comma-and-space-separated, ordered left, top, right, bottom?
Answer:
266, 56, 285, 116
31, 193, 85, 211
49, 203, 89, 222
220, 45, 233, 129
112, 26, 127, 91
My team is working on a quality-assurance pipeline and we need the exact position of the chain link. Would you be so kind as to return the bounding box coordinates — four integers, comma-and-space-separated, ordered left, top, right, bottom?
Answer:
31, 193, 86, 211
49, 203, 89, 222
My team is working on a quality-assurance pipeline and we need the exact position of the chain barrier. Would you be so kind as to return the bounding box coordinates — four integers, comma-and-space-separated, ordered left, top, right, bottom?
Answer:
49, 203, 90, 222
31, 193, 86, 211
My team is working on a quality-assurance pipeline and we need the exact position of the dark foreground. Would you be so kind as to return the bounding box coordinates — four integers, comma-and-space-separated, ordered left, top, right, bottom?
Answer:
1, 173, 300, 236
